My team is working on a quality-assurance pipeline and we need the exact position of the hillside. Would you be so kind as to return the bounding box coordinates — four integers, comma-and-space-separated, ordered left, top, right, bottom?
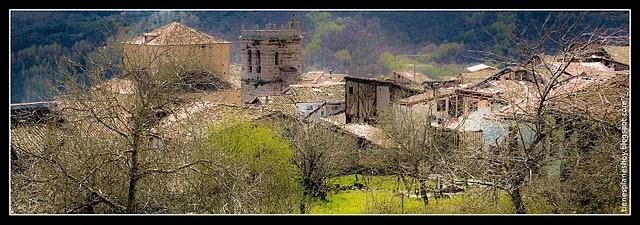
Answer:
10, 11, 629, 103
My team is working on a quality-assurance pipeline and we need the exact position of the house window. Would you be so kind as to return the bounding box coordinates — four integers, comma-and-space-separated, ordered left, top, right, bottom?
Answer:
275, 52, 279, 65
437, 99, 446, 112
256, 50, 261, 73
348, 86, 353, 95
247, 50, 252, 73
468, 100, 478, 113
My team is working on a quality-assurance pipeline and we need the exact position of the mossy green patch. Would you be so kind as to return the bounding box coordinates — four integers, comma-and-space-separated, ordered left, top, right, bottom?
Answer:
312, 174, 555, 214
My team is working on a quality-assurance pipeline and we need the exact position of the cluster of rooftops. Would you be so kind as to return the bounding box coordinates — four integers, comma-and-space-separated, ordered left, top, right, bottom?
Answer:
10, 21, 630, 151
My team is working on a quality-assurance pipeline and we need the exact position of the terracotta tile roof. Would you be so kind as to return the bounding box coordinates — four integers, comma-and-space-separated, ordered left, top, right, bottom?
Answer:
398, 88, 456, 106
57, 99, 133, 134
474, 80, 539, 103
320, 113, 392, 148
548, 71, 629, 123
10, 125, 49, 153
603, 45, 630, 65
259, 95, 301, 118
301, 71, 325, 81
11, 97, 136, 155
287, 83, 345, 103
472, 66, 547, 87
299, 71, 346, 86
393, 70, 431, 83
457, 69, 497, 85
11, 99, 276, 154
322, 112, 346, 126
128, 22, 229, 46
551, 62, 613, 76
494, 71, 629, 124
157, 101, 272, 140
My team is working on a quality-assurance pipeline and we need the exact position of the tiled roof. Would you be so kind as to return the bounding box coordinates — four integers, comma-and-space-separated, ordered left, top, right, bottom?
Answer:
320, 113, 392, 148
479, 80, 538, 104
301, 71, 325, 81
398, 88, 456, 105
548, 71, 629, 123
299, 71, 346, 86
11, 98, 276, 154
287, 83, 345, 103
603, 45, 630, 65
322, 112, 346, 126
494, 71, 629, 124
550, 62, 613, 76
10, 125, 49, 153
11, 97, 134, 155
260, 95, 301, 118
394, 70, 431, 83
158, 101, 273, 140
128, 22, 229, 46
472, 66, 548, 87
458, 69, 497, 85
57, 98, 133, 134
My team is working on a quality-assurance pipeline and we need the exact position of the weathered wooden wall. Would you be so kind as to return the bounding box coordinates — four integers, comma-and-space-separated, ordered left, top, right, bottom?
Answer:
346, 79, 378, 124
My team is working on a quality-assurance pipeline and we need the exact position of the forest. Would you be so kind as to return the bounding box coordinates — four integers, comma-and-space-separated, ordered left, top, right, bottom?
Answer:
10, 11, 628, 103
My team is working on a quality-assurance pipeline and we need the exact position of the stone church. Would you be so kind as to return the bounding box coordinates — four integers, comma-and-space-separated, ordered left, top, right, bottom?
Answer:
239, 18, 303, 104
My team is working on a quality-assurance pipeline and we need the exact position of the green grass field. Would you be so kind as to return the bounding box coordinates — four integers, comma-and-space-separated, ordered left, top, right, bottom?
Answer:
309, 174, 554, 214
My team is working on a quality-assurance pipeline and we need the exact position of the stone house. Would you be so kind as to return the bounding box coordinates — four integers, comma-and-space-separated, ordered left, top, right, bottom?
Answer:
123, 22, 231, 80
392, 70, 430, 88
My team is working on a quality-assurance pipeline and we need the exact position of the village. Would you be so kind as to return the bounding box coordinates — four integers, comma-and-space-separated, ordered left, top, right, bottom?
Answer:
10, 16, 631, 214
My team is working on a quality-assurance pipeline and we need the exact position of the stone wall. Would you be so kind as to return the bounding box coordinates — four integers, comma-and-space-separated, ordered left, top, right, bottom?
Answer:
123, 43, 230, 80
239, 23, 303, 104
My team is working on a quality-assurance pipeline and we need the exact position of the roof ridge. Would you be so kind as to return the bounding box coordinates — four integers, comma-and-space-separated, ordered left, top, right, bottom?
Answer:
130, 21, 228, 45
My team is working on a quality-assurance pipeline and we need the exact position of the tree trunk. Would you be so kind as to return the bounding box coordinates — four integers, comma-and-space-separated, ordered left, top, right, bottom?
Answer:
126, 136, 140, 213
419, 178, 429, 206
506, 125, 527, 214
299, 197, 306, 214
401, 195, 405, 213
510, 187, 526, 214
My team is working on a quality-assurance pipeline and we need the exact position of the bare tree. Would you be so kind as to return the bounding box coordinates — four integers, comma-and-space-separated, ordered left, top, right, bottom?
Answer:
282, 121, 358, 214
10, 25, 229, 213
468, 12, 629, 214
375, 106, 460, 209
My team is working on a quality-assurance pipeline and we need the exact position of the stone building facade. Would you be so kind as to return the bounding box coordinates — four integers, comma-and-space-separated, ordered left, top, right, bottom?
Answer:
240, 18, 303, 104
123, 22, 231, 80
